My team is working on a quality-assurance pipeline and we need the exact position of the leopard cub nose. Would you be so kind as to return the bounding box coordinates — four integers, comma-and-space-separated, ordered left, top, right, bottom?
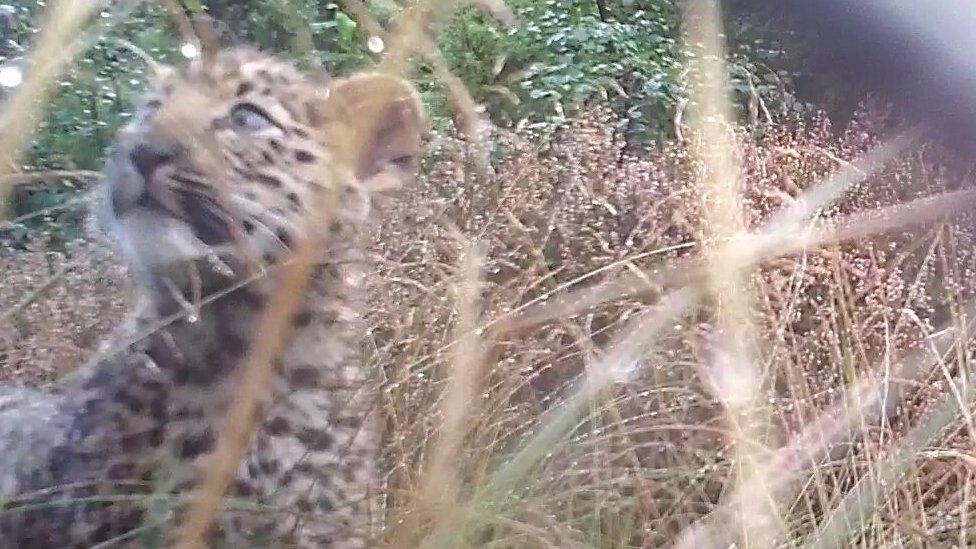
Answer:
129, 143, 178, 180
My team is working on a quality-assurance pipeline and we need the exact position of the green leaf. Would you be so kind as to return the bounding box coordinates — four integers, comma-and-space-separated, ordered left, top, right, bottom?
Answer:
180, 0, 204, 13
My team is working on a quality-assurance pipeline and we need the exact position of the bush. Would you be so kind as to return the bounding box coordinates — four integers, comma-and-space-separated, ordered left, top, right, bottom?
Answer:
436, 0, 799, 146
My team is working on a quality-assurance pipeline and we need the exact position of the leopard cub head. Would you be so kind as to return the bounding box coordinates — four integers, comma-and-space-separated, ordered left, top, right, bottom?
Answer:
100, 47, 424, 279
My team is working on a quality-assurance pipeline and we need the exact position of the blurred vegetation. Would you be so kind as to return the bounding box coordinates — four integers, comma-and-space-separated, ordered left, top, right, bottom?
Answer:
1, 0, 805, 246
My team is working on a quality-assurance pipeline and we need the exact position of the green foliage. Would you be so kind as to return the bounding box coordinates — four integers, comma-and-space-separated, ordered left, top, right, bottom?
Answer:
204, 0, 373, 72
1, 0, 803, 247
441, 1, 683, 137
0, 3, 179, 247
431, 0, 800, 146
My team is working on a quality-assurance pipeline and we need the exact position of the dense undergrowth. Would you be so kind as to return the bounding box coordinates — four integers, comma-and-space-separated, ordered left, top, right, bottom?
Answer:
6, 102, 976, 546
0, 0, 800, 248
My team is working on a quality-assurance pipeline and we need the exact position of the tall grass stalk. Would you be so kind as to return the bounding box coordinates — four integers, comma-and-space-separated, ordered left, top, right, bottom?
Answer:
683, 0, 777, 544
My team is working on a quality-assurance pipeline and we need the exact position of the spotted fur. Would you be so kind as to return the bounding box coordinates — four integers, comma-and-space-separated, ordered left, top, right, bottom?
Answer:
0, 47, 424, 547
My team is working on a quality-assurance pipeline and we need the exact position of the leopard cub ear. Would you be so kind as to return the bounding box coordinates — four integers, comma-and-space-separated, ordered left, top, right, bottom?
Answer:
311, 73, 426, 184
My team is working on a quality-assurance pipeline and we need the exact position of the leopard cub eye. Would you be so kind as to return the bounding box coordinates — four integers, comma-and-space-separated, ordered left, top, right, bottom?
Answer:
229, 103, 283, 136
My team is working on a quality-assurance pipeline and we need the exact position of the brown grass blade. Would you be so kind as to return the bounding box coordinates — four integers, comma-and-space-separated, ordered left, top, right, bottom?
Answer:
173, 234, 318, 548
683, 0, 778, 543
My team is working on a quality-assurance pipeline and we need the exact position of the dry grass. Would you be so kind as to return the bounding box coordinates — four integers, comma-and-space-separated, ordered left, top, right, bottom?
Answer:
5, 0, 976, 547
683, 3, 772, 544
0, 231, 127, 385
366, 100, 976, 546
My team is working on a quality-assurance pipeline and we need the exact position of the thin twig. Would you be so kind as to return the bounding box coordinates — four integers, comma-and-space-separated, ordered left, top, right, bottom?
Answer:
0, 169, 102, 186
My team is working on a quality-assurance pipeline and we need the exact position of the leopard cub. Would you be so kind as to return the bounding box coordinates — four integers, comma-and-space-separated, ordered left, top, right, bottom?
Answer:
0, 46, 424, 547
